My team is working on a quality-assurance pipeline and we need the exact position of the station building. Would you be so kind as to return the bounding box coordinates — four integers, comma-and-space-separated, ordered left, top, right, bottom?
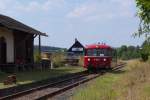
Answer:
0, 14, 47, 65
67, 38, 85, 55
65, 39, 85, 66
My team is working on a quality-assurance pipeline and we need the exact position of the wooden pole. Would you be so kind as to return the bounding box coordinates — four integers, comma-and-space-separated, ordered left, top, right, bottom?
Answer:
39, 35, 41, 60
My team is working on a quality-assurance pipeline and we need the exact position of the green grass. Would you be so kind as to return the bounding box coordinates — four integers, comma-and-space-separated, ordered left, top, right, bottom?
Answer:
71, 73, 121, 100
0, 66, 85, 89
144, 85, 150, 95
71, 60, 150, 100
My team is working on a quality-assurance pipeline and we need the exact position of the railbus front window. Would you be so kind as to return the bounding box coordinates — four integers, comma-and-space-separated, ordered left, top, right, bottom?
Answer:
87, 49, 92, 56
86, 49, 112, 57
93, 49, 97, 56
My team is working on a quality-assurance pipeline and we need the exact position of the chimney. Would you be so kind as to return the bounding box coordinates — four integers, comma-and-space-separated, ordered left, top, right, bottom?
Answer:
75, 38, 78, 42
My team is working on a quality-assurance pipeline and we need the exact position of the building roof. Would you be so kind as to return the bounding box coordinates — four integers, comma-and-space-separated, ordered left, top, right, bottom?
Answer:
0, 14, 47, 36
68, 38, 85, 52
85, 44, 112, 49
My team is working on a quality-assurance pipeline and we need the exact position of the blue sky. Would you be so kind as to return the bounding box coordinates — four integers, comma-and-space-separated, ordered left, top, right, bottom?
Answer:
0, 0, 144, 48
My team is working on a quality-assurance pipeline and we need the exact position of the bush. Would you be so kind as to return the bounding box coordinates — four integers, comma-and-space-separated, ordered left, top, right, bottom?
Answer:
34, 50, 41, 63
51, 53, 65, 67
78, 56, 84, 66
141, 40, 150, 61
141, 53, 149, 61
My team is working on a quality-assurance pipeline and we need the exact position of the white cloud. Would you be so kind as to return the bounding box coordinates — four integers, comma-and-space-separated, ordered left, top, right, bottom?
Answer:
18, 1, 40, 12
0, 0, 19, 13
67, 2, 98, 18
43, 0, 65, 10
17, 0, 65, 13
0, 0, 65, 14
110, 0, 133, 7
66, 0, 136, 22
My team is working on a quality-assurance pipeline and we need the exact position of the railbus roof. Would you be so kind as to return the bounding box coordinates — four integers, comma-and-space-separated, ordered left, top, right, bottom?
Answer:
85, 44, 112, 49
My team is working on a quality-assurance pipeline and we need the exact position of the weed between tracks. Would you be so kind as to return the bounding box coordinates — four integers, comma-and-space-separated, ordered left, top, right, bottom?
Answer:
71, 60, 150, 100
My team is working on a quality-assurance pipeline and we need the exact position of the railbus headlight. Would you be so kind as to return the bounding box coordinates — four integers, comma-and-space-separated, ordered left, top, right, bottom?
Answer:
88, 58, 90, 61
103, 58, 106, 61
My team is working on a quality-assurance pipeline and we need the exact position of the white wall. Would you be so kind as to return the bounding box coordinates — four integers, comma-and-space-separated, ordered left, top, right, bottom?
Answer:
0, 27, 14, 63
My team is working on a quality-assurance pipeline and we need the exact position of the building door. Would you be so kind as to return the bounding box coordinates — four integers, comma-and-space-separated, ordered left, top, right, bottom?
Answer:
0, 37, 7, 64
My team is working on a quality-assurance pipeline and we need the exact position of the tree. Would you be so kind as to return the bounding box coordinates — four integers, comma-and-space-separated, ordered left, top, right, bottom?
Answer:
135, 0, 150, 38
128, 46, 135, 51
121, 45, 128, 52
140, 40, 150, 61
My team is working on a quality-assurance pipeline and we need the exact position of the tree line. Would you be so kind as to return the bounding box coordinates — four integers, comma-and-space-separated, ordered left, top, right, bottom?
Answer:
117, 40, 150, 61
116, 45, 141, 60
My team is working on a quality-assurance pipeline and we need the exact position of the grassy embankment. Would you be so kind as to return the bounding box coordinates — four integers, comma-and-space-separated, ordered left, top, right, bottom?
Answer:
0, 66, 85, 89
71, 60, 150, 100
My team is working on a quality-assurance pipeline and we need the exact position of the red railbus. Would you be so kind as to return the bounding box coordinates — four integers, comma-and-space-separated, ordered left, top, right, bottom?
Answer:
83, 44, 117, 71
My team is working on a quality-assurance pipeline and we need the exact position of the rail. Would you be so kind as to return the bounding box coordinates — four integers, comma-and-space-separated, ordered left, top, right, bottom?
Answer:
0, 63, 126, 100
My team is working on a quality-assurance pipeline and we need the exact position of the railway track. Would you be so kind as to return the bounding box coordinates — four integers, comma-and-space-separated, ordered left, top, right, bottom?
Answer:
0, 63, 126, 100
112, 63, 126, 70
